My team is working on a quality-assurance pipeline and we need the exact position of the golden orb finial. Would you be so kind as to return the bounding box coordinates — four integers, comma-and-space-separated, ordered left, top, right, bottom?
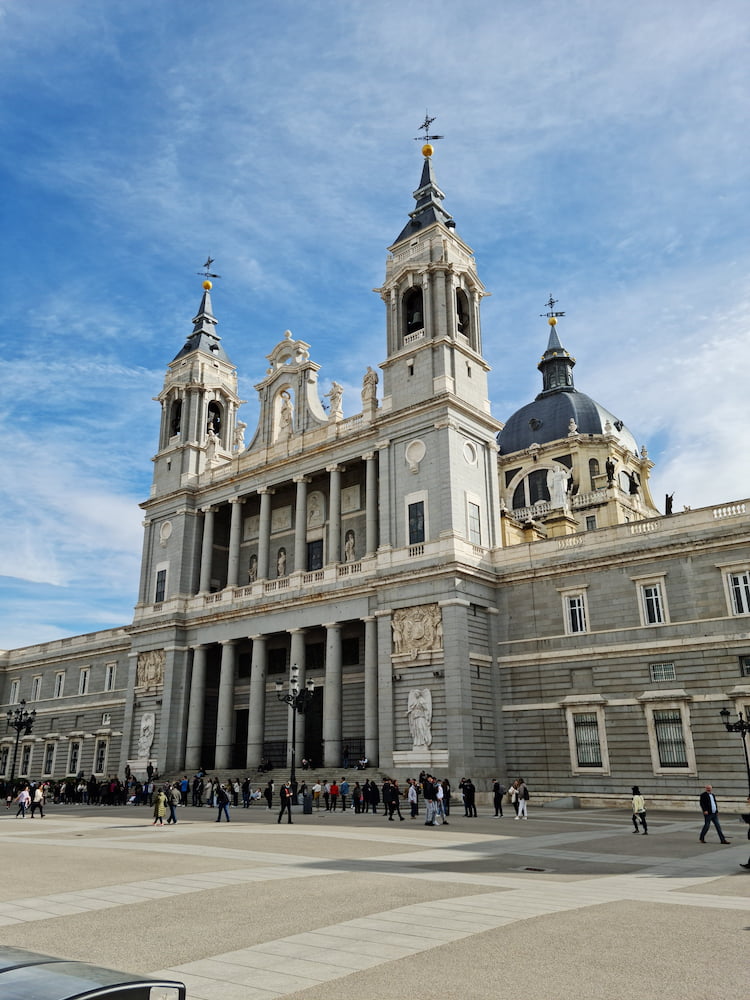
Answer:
422, 143, 434, 158
203, 280, 212, 291
548, 316, 557, 326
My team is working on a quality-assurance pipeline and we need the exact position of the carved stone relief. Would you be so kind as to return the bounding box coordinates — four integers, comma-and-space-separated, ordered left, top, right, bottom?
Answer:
136, 649, 165, 690
391, 604, 443, 657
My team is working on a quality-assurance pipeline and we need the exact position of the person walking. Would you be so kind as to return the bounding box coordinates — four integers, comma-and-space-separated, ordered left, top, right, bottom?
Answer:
215, 783, 231, 822
631, 786, 647, 834
408, 778, 419, 819
15, 785, 31, 818
492, 778, 504, 818
152, 787, 167, 825
263, 780, 274, 811
30, 784, 45, 818
699, 785, 730, 844
166, 784, 180, 824
278, 781, 294, 824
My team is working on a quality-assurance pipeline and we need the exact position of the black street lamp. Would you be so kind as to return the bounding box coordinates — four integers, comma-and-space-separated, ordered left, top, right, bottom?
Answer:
719, 707, 750, 795
275, 665, 314, 793
6, 699, 36, 786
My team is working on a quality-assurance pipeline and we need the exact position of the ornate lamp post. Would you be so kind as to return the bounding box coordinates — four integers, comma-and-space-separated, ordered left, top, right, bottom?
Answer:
719, 707, 750, 794
275, 665, 314, 792
6, 699, 36, 785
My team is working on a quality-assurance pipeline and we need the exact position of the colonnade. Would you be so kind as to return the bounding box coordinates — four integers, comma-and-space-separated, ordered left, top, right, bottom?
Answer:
183, 617, 379, 772
196, 453, 380, 593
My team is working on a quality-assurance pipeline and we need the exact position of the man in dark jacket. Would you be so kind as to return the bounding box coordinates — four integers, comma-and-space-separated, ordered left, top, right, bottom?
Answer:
278, 781, 294, 824
698, 785, 730, 844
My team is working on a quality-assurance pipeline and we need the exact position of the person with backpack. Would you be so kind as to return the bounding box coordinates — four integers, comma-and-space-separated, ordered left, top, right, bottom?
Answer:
215, 783, 231, 822
516, 778, 530, 820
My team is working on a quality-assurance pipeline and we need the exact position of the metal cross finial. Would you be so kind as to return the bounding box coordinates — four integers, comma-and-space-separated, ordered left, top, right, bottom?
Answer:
414, 112, 444, 144
197, 256, 221, 279
540, 295, 565, 319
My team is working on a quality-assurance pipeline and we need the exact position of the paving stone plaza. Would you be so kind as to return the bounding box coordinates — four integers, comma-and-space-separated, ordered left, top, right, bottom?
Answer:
1, 801, 748, 999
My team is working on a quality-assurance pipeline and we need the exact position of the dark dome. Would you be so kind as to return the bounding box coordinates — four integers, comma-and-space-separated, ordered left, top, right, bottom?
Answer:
497, 388, 638, 455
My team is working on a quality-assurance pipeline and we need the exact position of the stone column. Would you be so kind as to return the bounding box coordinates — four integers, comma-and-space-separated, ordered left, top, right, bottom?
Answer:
323, 623, 342, 768
246, 635, 267, 769
445, 271, 457, 340
289, 629, 306, 768
185, 645, 208, 771
376, 441, 391, 549
214, 640, 237, 770
376, 611, 395, 772
421, 270, 432, 334
226, 498, 244, 589
198, 507, 216, 594
257, 488, 273, 580
293, 476, 309, 573
363, 616, 379, 766
364, 453, 378, 556
327, 465, 342, 564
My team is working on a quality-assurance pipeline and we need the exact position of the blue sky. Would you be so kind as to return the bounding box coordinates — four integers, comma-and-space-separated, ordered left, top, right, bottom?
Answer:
1, 0, 748, 650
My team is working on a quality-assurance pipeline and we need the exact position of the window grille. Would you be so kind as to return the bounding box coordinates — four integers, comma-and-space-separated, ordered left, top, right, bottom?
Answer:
729, 571, 750, 614
573, 712, 602, 767
653, 709, 688, 767
650, 662, 676, 682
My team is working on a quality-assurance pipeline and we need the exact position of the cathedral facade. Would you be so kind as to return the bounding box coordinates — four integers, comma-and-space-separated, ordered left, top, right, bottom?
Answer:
2, 149, 749, 807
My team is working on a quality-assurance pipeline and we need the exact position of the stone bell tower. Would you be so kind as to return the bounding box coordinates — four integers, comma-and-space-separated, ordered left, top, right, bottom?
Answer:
375, 141, 492, 416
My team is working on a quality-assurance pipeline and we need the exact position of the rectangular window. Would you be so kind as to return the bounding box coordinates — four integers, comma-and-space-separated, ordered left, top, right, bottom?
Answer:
267, 647, 287, 675
572, 712, 603, 767
740, 655, 750, 677
155, 569, 167, 603
566, 595, 587, 634
31, 676, 42, 701
728, 571, 750, 615
104, 662, 117, 691
305, 643, 325, 669
642, 583, 665, 625
467, 501, 481, 545
9, 679, 19, 704
650, 661, 676, 682
79, 668, 90, 695
101, 712, 111, 726
21, 744, 32, 775
653, 709, 688, 767
585, 515, 597, 531
307, 539, 323, 571
43, 743, 56, 775
342, 637, 360, 666
54, 672, 65, 698
408, 501, 425, 545
95, 740, 108, 774
68, 741, 81, 776
0, 747, 8, 776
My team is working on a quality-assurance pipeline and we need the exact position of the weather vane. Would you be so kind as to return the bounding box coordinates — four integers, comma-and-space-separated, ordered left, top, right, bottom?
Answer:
197, 256, 221, 280
540, 295, 565, 320
414, 112, 444, 145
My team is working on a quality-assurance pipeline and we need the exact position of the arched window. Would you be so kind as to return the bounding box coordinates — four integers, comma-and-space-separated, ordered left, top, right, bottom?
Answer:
456, 289, 471, 337
511, 469, 551, 510
403, 287, 424, 338
169, 399, 182, 437
588, 458, 600, 490
207, 401, 222, 436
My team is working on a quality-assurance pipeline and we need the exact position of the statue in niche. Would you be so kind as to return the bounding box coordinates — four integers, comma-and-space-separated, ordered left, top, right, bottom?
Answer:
136, 649, 165, 689
205, 427, 218, 465
233, 421, 246, 452
392, 604, 443, 658
605, 457, 616, 483
361, 366, 378, 407
276, 546, 287, 577
278, 391, 293, 440
325, 382, 344, 419
248, 554, 258, 582
344, 529, 356, 562
407, 688, 432, 749
137, 712, 156, 759
547, 466, 571, 509
307, 492, 324, 528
